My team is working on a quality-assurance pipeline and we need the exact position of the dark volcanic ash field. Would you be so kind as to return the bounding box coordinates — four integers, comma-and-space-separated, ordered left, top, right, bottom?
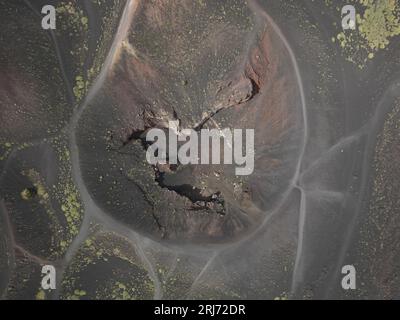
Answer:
1, 0, 400, 300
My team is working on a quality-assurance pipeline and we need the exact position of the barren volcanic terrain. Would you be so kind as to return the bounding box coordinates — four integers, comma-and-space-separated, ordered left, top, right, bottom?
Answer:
1, 0, 400, 300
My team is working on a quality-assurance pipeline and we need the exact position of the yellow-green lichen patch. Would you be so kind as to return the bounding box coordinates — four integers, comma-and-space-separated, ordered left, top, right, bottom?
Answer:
55, 1, 126, 104
19, 167, 65, 258
274, 293, 289, 300
84, 1, 125, 87
60, 184, 82, 239
20, 188, 32, 201
358, 0, 400, 50
35, 289, 46, 300
105, 281, 135, 300
333, 0, 400, 68
68, 289, 87, 300
61, 230, 155, 300
0, 141, 83, 260
9, 137, 84, 260
21, 169, 52, 210
0, 141, 31, 162
0, 141, 13, 161
72, 75, 88, 101
56, 2, 90, 101
50, 137, 84, 251
56, 2, 88, 30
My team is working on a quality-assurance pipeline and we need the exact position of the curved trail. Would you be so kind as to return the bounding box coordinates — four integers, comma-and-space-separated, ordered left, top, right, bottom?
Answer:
322, 79, 400, 298
248, 0, 309, 294
61, 0, 167, 299
179, 0, 310, 290
67, 0, 138, 258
